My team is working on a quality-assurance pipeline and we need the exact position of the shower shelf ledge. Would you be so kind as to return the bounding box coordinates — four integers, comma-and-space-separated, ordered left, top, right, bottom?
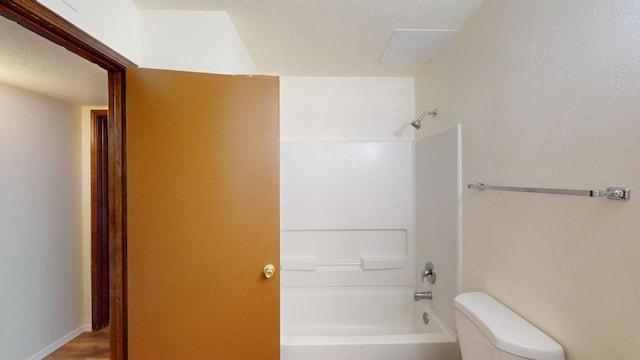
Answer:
281, 256, 407, 271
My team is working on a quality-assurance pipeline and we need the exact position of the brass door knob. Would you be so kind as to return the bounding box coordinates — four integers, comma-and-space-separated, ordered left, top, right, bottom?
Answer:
263, 264, 276, 279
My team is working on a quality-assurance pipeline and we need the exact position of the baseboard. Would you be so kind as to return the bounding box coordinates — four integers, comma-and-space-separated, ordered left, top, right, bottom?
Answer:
28, 324, 92, 360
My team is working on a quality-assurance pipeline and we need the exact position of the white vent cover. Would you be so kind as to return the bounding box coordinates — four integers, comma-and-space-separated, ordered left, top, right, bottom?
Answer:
380, 29, 458, 63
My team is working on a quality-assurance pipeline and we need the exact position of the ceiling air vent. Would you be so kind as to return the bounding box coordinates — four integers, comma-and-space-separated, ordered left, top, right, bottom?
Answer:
380, 29, 457, 63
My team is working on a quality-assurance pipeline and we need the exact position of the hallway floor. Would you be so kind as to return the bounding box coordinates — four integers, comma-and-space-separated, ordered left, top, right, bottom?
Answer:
45, 327, 109, 360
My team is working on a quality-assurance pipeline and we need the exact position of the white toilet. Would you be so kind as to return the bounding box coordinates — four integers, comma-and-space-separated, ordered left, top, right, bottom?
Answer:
454, 292, 565, 360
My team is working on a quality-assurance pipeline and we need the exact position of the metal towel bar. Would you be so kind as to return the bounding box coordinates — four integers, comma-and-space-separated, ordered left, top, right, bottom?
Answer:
468, 182, 631, 201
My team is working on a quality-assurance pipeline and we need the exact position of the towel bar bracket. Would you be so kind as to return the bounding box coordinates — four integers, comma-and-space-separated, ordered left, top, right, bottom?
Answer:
602, 187, 631, 201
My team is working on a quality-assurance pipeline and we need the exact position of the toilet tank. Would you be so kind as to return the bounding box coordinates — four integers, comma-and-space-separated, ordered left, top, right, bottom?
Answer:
454, 292, 564, 360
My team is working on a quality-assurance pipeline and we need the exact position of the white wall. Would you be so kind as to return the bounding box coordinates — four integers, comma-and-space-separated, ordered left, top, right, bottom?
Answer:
416, 1, 640, 359
38, 0, 141, 64
140, 10, 256, 74
281, 77, 415, 141
415, 125, 461, 331
0, 82, 85, 359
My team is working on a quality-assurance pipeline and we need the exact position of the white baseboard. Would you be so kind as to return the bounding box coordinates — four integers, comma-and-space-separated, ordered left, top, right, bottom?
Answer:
28, 324, 92, 360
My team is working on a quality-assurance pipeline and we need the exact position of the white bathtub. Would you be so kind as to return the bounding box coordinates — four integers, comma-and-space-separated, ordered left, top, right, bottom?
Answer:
281, 287, 459, 360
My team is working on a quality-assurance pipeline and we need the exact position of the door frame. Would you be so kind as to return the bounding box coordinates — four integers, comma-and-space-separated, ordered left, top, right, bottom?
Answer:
91, 110, 110, 331
0, 1, 133, 359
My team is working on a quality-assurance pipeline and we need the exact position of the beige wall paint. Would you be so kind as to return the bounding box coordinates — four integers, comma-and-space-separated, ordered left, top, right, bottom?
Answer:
280, 77, 415, 140
415, 1, 640, 359
140, 10, 256, 74
38, 0, 141, 64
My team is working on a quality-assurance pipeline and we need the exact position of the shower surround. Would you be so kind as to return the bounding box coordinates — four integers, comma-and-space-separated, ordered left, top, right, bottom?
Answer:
280, 131, 460, 359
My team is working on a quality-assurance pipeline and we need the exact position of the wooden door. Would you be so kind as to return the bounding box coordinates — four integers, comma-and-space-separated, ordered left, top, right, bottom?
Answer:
126, 68, 280, 359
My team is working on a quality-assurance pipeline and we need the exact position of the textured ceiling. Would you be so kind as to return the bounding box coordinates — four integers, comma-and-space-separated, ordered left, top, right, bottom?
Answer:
132, 0, 486, 76
0, 0, 484, 104
0, 16, 107, 105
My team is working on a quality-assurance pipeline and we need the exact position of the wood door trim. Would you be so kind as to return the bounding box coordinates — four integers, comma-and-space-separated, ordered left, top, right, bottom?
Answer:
108, 71, 128, 359
91, 110, 109, 331
0, 2, 132, 359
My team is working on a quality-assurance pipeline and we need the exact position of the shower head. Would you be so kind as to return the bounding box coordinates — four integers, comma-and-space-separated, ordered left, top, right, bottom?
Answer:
411, 109, 438, 130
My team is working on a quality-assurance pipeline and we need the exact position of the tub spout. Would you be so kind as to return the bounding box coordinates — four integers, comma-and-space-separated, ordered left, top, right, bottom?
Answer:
413, 291, 433, 301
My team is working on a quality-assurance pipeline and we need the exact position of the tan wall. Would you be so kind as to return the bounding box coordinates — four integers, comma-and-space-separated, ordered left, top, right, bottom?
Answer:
415, 1, 640, 359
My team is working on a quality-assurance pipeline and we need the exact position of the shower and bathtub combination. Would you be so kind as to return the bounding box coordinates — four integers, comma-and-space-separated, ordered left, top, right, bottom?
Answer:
281, 286, 457, 359
279, 123, 462, 360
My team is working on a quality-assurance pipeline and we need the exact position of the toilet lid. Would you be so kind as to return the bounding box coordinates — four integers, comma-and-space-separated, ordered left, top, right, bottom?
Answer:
454, 292, 564, 360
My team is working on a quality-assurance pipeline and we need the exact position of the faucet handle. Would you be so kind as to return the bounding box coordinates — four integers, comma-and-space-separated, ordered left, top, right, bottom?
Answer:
421, 262, 436, 284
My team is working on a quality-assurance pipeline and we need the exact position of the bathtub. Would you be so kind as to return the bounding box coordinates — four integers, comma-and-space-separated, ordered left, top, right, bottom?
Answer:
281, 287, 459, 360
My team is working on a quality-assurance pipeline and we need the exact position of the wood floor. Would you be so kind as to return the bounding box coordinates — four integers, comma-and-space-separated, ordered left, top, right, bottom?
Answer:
45, 327, 110, 360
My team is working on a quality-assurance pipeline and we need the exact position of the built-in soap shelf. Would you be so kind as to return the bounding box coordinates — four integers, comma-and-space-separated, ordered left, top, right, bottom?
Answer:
281, 255, 408, 271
